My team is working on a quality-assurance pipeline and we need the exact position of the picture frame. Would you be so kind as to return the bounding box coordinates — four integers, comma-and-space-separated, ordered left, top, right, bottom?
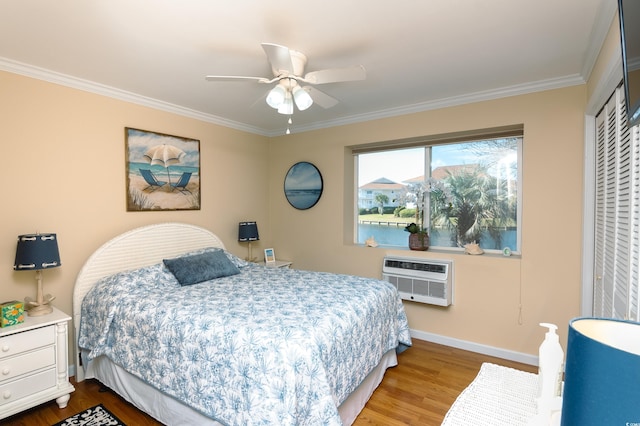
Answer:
264, 248, 275, 263
284, 161, 323, 210
125, 127, 201, 211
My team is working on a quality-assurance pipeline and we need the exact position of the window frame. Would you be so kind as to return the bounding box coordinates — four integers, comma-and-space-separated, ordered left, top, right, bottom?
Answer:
350, 126, 523, 254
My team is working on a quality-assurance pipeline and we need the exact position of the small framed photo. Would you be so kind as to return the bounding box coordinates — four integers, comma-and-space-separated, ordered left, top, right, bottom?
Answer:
264, 248, 275, 263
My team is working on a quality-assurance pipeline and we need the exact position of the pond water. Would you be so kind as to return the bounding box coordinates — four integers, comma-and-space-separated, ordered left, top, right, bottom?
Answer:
358, 223, 517, 251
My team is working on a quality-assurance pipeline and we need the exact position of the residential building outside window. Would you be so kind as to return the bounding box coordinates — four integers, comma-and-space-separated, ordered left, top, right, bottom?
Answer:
354, 130, 522, 253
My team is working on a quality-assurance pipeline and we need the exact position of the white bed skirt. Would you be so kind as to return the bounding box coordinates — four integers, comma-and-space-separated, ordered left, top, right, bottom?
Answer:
86, 348, 398, 426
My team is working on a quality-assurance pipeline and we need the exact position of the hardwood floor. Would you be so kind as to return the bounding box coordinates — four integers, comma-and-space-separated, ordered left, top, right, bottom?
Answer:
3, 339, 536, 426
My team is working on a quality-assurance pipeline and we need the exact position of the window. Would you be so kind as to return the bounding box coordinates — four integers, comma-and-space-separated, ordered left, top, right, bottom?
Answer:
354, 130, 522, 253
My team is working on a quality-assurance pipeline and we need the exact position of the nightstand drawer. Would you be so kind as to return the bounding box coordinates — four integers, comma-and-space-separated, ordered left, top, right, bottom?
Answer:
0, 346, 55, 383
0, 308, 74, 419
0, 326, 54, 359
0, 368, 56, 406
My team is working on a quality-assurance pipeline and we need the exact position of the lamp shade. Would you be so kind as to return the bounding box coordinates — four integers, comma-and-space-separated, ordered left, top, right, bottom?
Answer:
14, 234, 61, 270
292, 86, 313, 111
561, 317, 640, 425
238, 222, 259, 242
277, 91, 294, 115
266, 85, 286, 109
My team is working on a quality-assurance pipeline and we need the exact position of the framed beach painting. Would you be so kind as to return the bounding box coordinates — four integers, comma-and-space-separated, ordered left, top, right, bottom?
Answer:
284, 161, 323, 210
125, 127, 201, 211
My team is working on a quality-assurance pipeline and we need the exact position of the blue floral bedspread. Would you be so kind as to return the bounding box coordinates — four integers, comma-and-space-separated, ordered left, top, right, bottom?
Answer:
79, 259, 411, 426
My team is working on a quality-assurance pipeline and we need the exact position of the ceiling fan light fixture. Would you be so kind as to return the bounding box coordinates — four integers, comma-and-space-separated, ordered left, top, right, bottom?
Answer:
278, 91, 294, 115
266, 85, 286, 109
292, 86, 313, 111
206, 43, 365, 119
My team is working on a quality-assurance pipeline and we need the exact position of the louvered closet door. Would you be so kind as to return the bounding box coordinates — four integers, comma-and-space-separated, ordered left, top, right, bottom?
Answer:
630, 120, 640, 320
593, 84, 640, 320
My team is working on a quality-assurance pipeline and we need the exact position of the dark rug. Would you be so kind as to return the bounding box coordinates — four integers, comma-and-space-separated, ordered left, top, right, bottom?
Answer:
52, 404, 126, 426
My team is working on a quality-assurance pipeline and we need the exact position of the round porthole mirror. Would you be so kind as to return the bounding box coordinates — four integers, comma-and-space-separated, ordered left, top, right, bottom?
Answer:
284, 162, 323, 210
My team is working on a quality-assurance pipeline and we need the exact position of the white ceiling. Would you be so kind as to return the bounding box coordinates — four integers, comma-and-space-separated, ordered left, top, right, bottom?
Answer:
0, 0, 614, 136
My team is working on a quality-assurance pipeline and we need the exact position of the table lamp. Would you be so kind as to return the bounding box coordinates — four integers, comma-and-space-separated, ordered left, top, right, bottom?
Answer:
13, 233, 60, 316
238, 221, 259, 262
560, 317, 640, 425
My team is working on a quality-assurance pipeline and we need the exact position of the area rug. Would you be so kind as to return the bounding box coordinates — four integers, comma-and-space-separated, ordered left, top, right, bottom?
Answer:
441, 362, 538, 426
52, 404, 126, 426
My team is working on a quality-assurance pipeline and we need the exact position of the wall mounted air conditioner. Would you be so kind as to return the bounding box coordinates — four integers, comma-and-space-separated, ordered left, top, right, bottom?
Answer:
382, 256, 454, 306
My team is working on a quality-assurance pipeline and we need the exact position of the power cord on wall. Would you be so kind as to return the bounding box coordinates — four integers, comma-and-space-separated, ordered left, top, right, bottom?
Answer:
518, 256, 524, 325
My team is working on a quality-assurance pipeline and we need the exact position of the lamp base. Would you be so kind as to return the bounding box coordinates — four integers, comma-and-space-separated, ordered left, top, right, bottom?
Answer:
244, 241, 258, 263
25, 294, 55, 316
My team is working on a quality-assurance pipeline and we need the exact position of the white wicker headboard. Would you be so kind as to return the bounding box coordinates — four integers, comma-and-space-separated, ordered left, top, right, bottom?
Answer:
72, 222, 225, 380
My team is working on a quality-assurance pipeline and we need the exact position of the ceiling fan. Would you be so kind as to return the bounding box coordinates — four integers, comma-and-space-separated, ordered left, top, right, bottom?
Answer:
205, 43, 366, 115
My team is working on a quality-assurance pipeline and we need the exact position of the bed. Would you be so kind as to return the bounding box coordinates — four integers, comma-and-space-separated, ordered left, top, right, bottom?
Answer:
73, 223, 411, 426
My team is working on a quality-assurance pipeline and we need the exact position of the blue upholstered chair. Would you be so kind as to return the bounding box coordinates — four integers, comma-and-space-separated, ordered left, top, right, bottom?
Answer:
170, 172, 193, 194
139, 169, 167, 192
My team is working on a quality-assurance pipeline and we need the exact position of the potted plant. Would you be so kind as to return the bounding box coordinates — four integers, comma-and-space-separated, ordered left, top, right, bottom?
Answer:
405, 222, 429, 251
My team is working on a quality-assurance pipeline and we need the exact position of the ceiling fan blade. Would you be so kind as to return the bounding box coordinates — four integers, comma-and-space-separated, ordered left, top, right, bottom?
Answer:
261, 43, 294, 75
249, 90, 269, 109
302, 65, 366, 85
205, 75, 273, 83
304, 86, 339, 109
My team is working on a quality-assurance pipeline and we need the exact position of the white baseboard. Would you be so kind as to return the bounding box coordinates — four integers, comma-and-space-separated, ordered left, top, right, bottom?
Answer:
411, 329, 539, 366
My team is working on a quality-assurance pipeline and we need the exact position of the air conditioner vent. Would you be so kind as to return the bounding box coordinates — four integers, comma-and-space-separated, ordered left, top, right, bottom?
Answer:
384, 259, 447, 274
382, 256, 454, 306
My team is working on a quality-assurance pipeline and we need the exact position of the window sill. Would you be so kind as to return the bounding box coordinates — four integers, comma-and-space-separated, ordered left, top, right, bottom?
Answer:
357, 243, 521, 258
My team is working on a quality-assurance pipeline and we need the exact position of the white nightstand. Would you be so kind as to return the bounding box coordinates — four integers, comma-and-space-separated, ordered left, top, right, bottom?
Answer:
264, 260, 293, 269
0, 306, 75, 420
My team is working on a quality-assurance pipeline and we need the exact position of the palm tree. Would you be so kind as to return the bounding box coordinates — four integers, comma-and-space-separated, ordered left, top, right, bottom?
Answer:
429, 168, 512, 248
375, 193, 389, 214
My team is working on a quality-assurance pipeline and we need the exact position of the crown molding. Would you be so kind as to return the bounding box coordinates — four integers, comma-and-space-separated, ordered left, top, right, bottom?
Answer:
0, 57, 270, 136
2, 56, 585, 138
280, 74, 586, 136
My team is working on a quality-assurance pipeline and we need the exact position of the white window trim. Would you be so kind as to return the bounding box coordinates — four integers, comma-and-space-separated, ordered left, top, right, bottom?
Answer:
352, 131, 523, 253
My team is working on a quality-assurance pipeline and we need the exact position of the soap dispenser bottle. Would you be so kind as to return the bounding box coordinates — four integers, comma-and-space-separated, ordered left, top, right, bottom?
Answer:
529, 322, 564, 426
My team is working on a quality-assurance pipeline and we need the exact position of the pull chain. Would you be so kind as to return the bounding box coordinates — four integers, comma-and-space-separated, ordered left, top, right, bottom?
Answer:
286, 116, 292, 134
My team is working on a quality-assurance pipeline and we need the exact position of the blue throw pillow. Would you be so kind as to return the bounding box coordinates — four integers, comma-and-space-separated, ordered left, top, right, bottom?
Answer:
163, 250, 240, 286
170, 247, 250, 268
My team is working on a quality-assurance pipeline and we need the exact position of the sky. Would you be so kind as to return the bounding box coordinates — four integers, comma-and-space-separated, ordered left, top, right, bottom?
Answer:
357, 142, 518, 185
358, 148, 424, 184
358, 145, 477, 184
285, 162, 322, 190
127, 128, 200, 168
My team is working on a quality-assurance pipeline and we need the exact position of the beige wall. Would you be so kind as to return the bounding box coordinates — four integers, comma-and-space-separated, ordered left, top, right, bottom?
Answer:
1, 71, 270, 352
268, 86, 586, 357
2, 68, 590, 361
